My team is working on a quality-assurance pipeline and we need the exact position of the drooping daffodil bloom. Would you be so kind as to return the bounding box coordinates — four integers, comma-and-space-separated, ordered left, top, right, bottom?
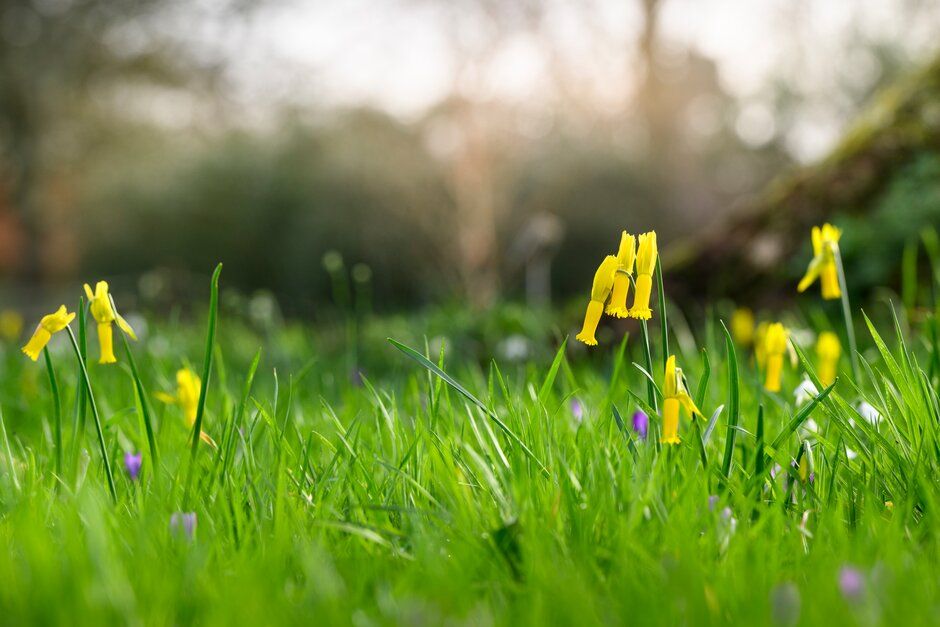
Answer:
628, 231, 658, 320
730, 307, 755, 346
661, 355, 703, 444
605, 232, 636, 318
157, 368, 216, 447
22, 306, 75, 361
798, 224, 842, 300
84, 281, 137, 364
815, 331, 841, 387
762, 323, 788, 392
576, 255, 619, 346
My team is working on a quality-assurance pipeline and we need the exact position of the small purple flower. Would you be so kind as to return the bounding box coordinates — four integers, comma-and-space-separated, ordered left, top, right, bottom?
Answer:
349, 368, 365, 387
770, 582, 801, 626
632, 410, 649, 440
124, 452, 142, 481
170, 512, 197, 540
838, 566, 865, 601
570, 399, 584, 422
708, 495, 719, 511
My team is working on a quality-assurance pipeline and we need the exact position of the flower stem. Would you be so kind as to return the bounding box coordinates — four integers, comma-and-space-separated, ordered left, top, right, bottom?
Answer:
639, 320, 658, 413
66, 326, 116, 502
42, 348, 62, 478
833, 247, 860, 383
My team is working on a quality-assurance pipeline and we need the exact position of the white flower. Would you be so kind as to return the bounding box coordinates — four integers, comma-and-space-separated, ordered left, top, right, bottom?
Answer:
799, 418, 819, 440
845, 447, 858, 460
793, 378, 818, 406
856, 401, 882, 426
498, 334, 530, 361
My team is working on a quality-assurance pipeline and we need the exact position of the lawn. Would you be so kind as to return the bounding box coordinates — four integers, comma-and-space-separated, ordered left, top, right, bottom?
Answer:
0, 252, 938, 626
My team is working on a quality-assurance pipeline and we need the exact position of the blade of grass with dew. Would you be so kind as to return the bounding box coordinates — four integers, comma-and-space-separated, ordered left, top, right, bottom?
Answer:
538, 337, 568, 406
42, 348, 62, 477
65, 325, 116, 502
116, 324, 159, 469
183, 263, 222, 509
388, 337, 548, 476
719, 321, 739, 483
656, 256, 668, 374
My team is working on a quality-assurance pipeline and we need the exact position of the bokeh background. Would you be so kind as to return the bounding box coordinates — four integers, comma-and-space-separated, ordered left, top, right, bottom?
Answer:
2, 0, 940, 315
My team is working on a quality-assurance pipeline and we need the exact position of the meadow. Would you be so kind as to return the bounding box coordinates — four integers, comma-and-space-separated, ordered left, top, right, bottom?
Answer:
1, 229, 939, 626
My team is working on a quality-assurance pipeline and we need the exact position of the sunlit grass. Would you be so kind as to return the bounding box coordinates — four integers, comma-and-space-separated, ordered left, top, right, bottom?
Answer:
0, 258, 938, 625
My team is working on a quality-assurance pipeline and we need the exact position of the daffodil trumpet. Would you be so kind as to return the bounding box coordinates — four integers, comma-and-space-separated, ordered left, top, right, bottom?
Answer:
661, 355, 702, 444
576, 255, 619, 346
157, 369, 216, 447
762, 323, 788, 392
22, 306, 76, 361
605, 232, 636, 318
84, 281, 137, 364
798, 224, 842, 300
628, 232, 657, 320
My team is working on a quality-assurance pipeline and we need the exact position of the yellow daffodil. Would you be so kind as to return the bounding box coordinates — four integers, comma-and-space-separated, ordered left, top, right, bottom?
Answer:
628, 231, 657, 320
762, 323, 788, 392
798, 223, 842, 300
605, 232, 636, 318
84, 281, 137, 364
22, 306, 75, 361
576, 255, 619, 346
0, 309, 24, 342
754, 321, 769, 368
157, 368, 216, 447
816, 331, 841, 387
661, 355, 703, 445
730, 307, 755, 346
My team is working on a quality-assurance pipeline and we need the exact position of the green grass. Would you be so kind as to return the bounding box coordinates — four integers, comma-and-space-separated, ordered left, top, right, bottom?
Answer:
0, 272, 938, 626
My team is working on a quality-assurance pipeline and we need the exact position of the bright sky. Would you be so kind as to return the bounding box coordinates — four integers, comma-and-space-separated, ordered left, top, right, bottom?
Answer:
183, 0, 939, 162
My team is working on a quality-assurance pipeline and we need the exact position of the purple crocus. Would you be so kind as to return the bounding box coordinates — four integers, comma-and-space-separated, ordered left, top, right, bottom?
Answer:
170, 512, 197, 540
124, 452, 142, 481
570, 399, 584, 422
632, 410, 649, 440
838, 566, 865, 601
770, 582, 801, 626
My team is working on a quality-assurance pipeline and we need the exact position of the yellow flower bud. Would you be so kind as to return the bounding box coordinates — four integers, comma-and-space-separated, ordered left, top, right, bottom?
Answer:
762, 323, 788, 392
816, 331, 841, 387
605, 232, 636, 318
84, 281, 137, 365
628, 232, 657, 320
731, 307, 755, 346
576, 255, 619, 346
22, 306, 75, 361
798, 224, 842, 300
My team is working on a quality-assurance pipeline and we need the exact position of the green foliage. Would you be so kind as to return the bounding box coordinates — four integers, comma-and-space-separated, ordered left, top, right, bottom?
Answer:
0, 272, 939, 625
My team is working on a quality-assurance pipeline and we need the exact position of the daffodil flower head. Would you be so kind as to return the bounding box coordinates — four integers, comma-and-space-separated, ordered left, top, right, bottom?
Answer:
661, 355, 702, 445
84, 281, 137, 364
605, 231, 636, 318
21, 305, 75, 361
798, 223, 842, 300
628, 231, 657, 320
576, 255, 619, 346
0, 309, 24, 342
762, 323, 788, 392
730, 307, 755, 346
816, 331, 841, 387
157, 368, 216, 447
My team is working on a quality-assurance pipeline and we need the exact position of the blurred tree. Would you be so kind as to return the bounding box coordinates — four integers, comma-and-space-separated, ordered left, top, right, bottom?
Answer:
669, 52, 940, 303
0, 0, 251, 280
